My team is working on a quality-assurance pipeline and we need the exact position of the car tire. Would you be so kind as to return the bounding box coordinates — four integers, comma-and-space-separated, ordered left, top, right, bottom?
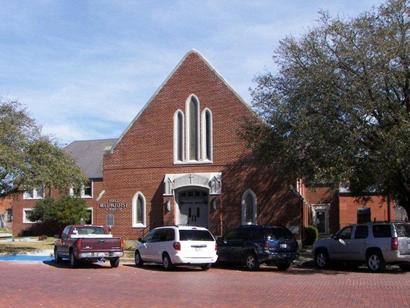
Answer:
399, 263, 410, 272
69, 250, 79, 268
243, 252, 259, 271
201, 263, 211, 271
277, 262, 291, 271
314, 249, 330, 269
366, 251, 385, 273
54, 247, 62, 264
110, 257, 120, 268
162, 253, 174, 271
134, 251, 144, 267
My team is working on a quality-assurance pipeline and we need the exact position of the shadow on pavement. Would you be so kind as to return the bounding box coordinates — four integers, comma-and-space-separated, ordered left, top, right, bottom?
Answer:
122, 263, 208, 272
43, 260, 113, 270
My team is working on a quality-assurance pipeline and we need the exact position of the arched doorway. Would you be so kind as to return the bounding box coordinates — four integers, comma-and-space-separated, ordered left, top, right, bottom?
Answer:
176, 189, 209, 227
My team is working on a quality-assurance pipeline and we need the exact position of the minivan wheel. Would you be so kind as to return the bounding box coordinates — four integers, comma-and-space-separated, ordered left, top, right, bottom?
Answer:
315, 249, 329, 269
201, 263, 211, 271
367, 251, 385, 272
244, 253, 259, 271
134, 251, 144, 267
277, 262, 291, 271
162, 253, 174, 271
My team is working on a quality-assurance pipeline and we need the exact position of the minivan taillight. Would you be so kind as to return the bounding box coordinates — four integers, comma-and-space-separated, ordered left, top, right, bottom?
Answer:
264, 240, 269, 252
391, 237, 399, 251
173, 241, 181, 251
76, 239, 82, 250
215, 243, 218, 251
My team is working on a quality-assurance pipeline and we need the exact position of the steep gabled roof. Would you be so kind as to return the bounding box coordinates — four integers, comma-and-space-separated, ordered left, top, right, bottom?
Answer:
110, 49, 253, 153
64, 138, 117, 178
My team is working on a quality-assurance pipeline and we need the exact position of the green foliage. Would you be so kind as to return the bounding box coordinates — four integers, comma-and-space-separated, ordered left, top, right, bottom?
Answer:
0, 100, 86, 197
245, 0, 410, 211
31, 196, 89, 228
304, 225, 319, 246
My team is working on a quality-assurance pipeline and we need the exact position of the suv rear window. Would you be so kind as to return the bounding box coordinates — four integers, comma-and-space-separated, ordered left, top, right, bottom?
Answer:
264, 227, 293, 240
395, 224, 410, 237
179, 230, 214, 241
372, 225, 392, 238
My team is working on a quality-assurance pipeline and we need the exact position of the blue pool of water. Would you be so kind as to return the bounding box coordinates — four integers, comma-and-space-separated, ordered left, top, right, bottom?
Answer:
0, 255, 53, 262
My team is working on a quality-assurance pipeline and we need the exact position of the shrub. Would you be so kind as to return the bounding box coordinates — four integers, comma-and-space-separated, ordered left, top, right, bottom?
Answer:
303, 225, 319, 246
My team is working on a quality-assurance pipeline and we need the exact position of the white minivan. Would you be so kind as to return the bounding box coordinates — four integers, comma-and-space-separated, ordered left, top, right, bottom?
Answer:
134, 226, 218, 270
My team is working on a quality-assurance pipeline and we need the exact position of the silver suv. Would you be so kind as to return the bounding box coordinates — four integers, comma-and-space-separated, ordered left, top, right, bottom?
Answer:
313, 222, 410, 272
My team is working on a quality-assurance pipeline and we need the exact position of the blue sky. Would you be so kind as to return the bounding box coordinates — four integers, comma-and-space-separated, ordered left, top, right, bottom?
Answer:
0, 0, 385, 145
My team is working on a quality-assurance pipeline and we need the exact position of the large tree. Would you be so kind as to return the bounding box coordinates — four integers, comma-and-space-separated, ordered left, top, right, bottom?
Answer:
245, 0, 410, 210
0, 100, 86, 197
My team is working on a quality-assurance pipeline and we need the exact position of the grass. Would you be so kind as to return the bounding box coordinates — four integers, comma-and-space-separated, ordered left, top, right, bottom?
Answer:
0, 237, 55, 255
0, 228, 11, 233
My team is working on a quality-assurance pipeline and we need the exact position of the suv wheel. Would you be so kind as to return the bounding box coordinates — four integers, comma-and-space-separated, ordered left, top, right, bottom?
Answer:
162, 253, 174, 271
134, 251, 144, 267
244, 252, 259, 271
277, 262, 291, 271
366, 251, 385, 272
315, 249, 329, 269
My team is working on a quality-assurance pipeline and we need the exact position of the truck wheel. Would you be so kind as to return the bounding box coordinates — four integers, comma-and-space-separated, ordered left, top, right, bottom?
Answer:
162, 253, 174, 271
110, 257, 120, 268
134, 251, 144, 267
54, 247, 62, 264
277, 262, 291, 271
367, 250, 385, 273
243, 252, 259, 271
69, 251, 79, 268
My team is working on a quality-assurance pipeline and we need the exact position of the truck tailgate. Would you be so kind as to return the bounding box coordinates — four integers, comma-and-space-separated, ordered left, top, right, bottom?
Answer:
78, 237, 123, 252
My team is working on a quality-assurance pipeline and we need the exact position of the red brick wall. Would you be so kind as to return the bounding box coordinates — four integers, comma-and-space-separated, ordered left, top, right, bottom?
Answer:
100, 51, 302, 240
339, 195, 395, 228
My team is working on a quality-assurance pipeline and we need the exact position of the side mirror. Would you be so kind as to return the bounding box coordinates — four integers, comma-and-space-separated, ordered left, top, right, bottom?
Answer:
138, 237, 145, 243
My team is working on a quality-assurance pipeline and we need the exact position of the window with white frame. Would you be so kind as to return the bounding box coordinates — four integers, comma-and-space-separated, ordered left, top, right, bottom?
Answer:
69, 180, 93, 198
23, 208, 38, 224
201, 108, 213, 161
241, 189, 257, 225
132, 192, 146, 228
173, 94, 213, 163
23, 187, 45, 200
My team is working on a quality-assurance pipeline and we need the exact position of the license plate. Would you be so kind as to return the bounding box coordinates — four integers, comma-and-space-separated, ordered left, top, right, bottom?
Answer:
97, 252, 106, 257
280, 244, 287, 249
195, 248, 203, 252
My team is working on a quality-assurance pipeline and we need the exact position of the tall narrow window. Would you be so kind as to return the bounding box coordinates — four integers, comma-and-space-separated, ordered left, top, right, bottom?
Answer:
132, 192, 146, 228
174, 110, 184, 162
241, 189, 257, 225
201, 108, 213, 161
188, 96, 199, 160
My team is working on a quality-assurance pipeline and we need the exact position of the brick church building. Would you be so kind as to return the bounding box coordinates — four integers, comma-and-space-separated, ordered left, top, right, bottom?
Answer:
4, 50, 402, 239
8, 50, 302, 239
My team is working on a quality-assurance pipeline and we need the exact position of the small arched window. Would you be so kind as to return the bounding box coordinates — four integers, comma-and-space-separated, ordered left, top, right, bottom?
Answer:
201, 108, 213, 161
241, 189, 257, 225
173, 110, 184, 162
188, 96, 199, 161
132, 192, 146, 228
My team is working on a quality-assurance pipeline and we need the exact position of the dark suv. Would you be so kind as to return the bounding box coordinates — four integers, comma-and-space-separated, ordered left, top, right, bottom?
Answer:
217, 225, 299, 271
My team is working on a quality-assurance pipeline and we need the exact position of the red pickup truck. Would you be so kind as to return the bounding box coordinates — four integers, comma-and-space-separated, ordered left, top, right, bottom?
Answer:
54, 225, 124, 268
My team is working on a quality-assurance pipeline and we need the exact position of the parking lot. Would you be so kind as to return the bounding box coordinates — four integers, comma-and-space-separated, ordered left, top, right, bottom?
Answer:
1, 261, 409, 307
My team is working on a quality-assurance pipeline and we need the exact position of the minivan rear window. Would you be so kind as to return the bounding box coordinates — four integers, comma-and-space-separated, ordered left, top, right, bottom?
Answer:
179, 230, 214, 241
395, 224, 410, 237
264, 227, 293, 240
372, 225, 392, 238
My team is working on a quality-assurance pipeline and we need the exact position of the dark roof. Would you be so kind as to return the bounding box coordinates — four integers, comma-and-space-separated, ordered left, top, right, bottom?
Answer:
64, 138, 117, 179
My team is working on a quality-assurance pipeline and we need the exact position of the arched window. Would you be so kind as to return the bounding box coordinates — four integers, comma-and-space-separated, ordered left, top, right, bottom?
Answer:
241, 189, 257, 225
201, 108, 213, 161
187, 95, 199, 161
173, 110, 184, 162
132, 192, 146, 228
